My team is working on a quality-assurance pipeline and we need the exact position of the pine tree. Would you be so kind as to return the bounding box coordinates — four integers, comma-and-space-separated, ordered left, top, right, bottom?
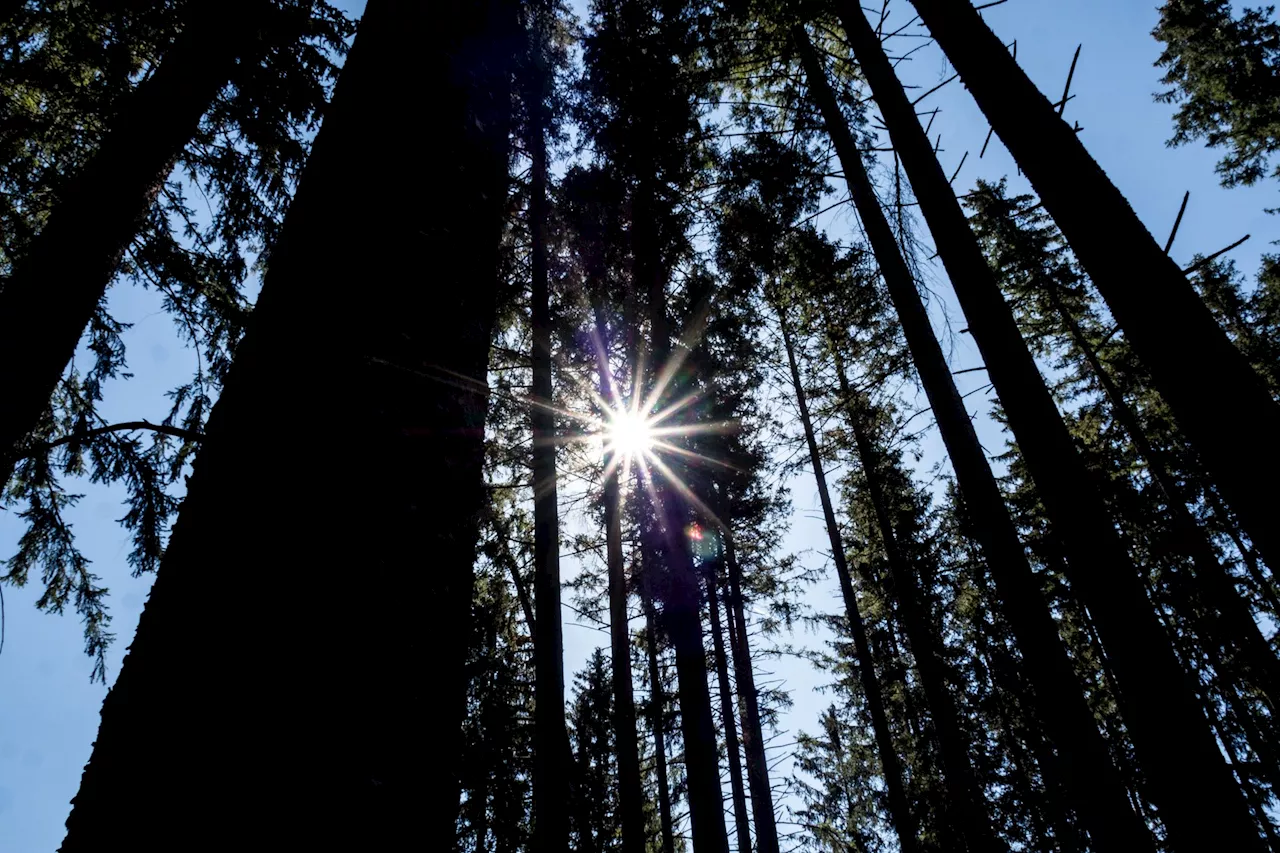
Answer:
60, 1, 515, 848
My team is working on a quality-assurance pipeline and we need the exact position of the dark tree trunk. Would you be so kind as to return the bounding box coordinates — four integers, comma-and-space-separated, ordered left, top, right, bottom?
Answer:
824, 332, 1001, 853
59, 2, 514, 849
526, 13, 569, 850
0, 0, 270, 483
792, 27, 1158, 853
707, 557, 753, 853
635, 180, 729, 853
904, 0, 1280, 589
595, 316, 649, 853
721, 513, 782, 853
641, 567, 678, 853
836, 8, 1248, 848
776, 308, 921, 853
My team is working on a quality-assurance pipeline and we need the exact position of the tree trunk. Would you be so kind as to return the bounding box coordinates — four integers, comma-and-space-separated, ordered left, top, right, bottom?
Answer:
641, 566, 678, 853
721, 521, 782, 853
526, 13, 569, 849
791, 27, 1158, 853
707, 557, 753, 853
0, 0, 270, 483
596, 321, 649, 853
823, 330, 1001, 853
836, 8, 1249, 848
776, 307, 921, 853
635, 179, 729, 853
904, 0, 1280, 587
59, 2, 514, 849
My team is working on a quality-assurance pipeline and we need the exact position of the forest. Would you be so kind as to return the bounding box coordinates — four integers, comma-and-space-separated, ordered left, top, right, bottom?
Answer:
3, 0, 1280, 850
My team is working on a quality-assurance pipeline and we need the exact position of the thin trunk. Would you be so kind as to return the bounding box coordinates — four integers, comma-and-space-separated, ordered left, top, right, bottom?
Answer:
792, 28, 1158, 853
722, 517, 782, 853
822, 320, 1000, 853
595, 315, 649, 853
0, 0, 270, 482
838, 8, 1241, 847
642, 567, 678, 853
527, 15, 569, 849
776, 307, 921, 853
61, 2, 514, 849
707, 557, 753, 853
905, 0, 1280, 593
636, 179, 729, 853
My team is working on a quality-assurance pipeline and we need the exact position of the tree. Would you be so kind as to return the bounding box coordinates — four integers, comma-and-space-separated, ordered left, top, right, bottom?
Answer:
905, 0, 1280, 601
59, 1, 515, 848
1154, 0, 1280, 188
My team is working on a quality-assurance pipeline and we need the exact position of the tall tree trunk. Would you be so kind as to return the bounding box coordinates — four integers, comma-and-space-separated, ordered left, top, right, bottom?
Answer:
0, 0, 270, 483
641, 565, 678, 853
1049, 286, 1280, 718
903, 0, 1280, 584
721, 520, 782, 853
707, 557, 753, 853
596, 319, 649, 853
526, 13, 569, 849
635, 179, 729, 853
776, 307, 921, 853
59, 2, 514, 849
791, 28, 1158, 853
823, 330, 1002, 853
835, 8, 1249, 848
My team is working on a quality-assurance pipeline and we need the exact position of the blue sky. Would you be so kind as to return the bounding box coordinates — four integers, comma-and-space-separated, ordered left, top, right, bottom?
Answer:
2, 1, 1273, 850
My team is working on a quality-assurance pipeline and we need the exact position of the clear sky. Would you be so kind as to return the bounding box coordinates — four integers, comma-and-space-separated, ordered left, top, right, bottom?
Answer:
2, 1, 1273, 850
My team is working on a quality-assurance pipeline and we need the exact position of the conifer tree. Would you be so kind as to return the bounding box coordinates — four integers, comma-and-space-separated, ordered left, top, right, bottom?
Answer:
60, 2, 515, 848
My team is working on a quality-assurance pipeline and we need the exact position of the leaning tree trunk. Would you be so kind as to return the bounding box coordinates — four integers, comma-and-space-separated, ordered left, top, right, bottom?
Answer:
791, 28, 1157, 853
0, 0, 271, 484
835, 8, 1251, 848
526, 13, 569, 850
59, 2, 514, 850
707, 557, 753, 853
720, 500, 782, 853
634, 177, 729, 853
776, 307, 921, 853
824, 330, 1001, 853
904, 0, 1280, 587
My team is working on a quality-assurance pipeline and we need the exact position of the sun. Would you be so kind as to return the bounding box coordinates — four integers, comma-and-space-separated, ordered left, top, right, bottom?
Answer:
605, 407, 655, 461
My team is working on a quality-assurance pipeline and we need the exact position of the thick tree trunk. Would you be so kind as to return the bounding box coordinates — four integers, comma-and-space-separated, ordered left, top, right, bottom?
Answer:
836, 8, 1249, 848
904, 0, 1280, 588
776, 308, 921, 853
824, 334, 1001, 853
707, 559, 753, 853
526, 15, 569, 850
792, 28, 1159, 853
59, 2, 514, 849
635, 180, 729, 853
0, 0, 269, 483
641, 568, 678, 853
721, 516, 782, 853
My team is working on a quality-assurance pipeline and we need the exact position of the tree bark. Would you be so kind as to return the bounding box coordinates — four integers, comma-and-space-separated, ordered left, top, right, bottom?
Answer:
526, 11, 569, 849
707, 557, 753, 853
791, 27, 1159, 853
641, 566, 678, 853
904, 0, 1280, 594
0, 0, 270, 484
776, 307, 921, 853
720, 511, 782, 853
836, 7, 1247, 848
59, 2, 514, 849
